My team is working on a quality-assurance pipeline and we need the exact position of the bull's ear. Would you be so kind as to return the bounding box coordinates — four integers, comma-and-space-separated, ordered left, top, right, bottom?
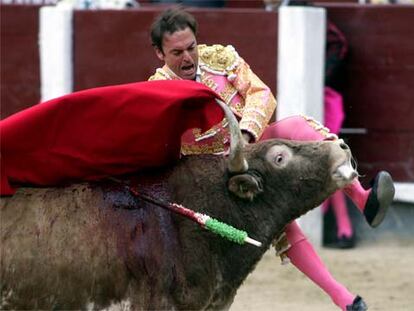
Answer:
228, 174, 263, 201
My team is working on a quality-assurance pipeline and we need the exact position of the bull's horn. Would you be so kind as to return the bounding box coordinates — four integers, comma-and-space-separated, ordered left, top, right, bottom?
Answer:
215, 99, 248, 173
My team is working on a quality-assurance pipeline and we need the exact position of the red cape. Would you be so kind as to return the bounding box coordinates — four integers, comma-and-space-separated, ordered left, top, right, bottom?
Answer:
0, 80, 224, 195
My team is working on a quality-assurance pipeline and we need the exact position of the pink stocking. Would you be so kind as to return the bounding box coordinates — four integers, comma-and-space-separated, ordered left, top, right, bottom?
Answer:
343, 180, 369, 213
322, 199, 331, 214
285, 221, 355, 310
331, 190, 353, 238
261, 116, 326, 141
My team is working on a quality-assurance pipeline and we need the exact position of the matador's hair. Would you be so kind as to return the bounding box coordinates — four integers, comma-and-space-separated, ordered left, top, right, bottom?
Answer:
150, 7, 198, 53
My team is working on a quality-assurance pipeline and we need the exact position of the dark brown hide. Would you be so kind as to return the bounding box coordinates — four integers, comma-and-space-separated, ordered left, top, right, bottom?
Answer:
0, 139, 353, 310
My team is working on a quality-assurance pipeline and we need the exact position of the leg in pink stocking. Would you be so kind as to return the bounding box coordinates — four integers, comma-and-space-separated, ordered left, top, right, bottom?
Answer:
285, 221, 366, 310
323, 191, 355, 249
261, 116, 327, 141
322, 199, 331, 214
332, 191, 353, 238
344, 173, 395, 228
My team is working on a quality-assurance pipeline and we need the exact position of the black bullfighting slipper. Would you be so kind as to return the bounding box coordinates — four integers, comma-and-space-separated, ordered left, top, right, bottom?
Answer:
364, 171, 395, 228
346, 295, 368, 311
323, 234, 355, 249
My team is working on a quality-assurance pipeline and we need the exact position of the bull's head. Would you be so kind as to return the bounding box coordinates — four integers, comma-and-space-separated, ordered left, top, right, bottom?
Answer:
228, 139, 357, 204
215, 99, 357, 202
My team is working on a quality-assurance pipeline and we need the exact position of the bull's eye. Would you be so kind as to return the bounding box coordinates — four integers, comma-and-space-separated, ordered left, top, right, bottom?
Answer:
266, 145, 292, 168
275, 154, 284, 165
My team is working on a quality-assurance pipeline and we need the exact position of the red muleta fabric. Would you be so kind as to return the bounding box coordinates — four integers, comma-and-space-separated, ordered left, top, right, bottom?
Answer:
0, 80, 224, 196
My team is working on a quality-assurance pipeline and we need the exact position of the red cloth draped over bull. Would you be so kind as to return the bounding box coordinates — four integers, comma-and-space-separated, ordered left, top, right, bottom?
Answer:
0, 80, 224, 195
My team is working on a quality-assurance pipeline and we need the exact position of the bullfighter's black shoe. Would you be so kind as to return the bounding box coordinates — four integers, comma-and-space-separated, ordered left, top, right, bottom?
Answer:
346, 295, 368, 311
364, 171, 395, 228
323, 234, 355, 249
322, 204, 356, 249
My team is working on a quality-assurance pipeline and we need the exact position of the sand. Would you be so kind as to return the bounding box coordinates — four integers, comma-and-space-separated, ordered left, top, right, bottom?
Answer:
230, 238, 414, 311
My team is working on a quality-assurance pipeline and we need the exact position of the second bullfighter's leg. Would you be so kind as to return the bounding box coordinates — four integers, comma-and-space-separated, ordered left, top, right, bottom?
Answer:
322, 191, 354, 245
261, 115, 395, 228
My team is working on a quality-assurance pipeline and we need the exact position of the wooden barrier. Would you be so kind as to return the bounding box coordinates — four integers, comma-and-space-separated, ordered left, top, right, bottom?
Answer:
1, 5, 41, 118
72, 8, 277, 92
325, 4, 414, 184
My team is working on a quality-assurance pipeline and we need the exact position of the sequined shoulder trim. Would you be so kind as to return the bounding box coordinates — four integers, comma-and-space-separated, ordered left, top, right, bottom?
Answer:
148, 67, 173, 81
198, 44, 240, 75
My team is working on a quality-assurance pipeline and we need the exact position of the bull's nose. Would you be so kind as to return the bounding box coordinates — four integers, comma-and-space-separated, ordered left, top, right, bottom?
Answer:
337, 139, 349, 150
337, 163, 358, 181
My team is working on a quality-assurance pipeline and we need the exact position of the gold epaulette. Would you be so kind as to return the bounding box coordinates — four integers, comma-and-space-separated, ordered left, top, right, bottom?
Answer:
198, 44, 240, 75
148, 68, 171, 81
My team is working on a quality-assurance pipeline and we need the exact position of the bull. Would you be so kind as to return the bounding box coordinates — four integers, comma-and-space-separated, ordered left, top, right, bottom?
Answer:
0, 99, 357, 310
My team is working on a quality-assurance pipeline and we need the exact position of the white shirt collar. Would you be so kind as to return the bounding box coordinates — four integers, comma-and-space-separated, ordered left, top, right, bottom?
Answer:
195, 66, 202, 82
164, 64, 201, 82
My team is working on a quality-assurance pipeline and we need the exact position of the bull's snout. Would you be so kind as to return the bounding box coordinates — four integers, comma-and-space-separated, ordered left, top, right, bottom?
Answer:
334, 139, 350, 152
339, 140, 349, 151
330, 139, 358, 188
337, 163, 358, 181
336, 139, 357, 180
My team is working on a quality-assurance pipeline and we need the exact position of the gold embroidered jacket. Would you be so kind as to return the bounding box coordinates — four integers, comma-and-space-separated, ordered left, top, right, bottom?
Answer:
149, 44, 277, 155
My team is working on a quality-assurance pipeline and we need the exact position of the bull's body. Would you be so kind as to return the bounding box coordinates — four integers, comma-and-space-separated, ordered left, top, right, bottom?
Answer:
1, 139, 354, 310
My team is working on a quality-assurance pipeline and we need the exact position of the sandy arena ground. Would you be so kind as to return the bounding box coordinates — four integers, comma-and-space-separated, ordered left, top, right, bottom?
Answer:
230, 237, 414, 311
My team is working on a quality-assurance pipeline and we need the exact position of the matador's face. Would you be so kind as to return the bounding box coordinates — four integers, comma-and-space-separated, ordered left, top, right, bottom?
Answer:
155, 27, 199, 80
